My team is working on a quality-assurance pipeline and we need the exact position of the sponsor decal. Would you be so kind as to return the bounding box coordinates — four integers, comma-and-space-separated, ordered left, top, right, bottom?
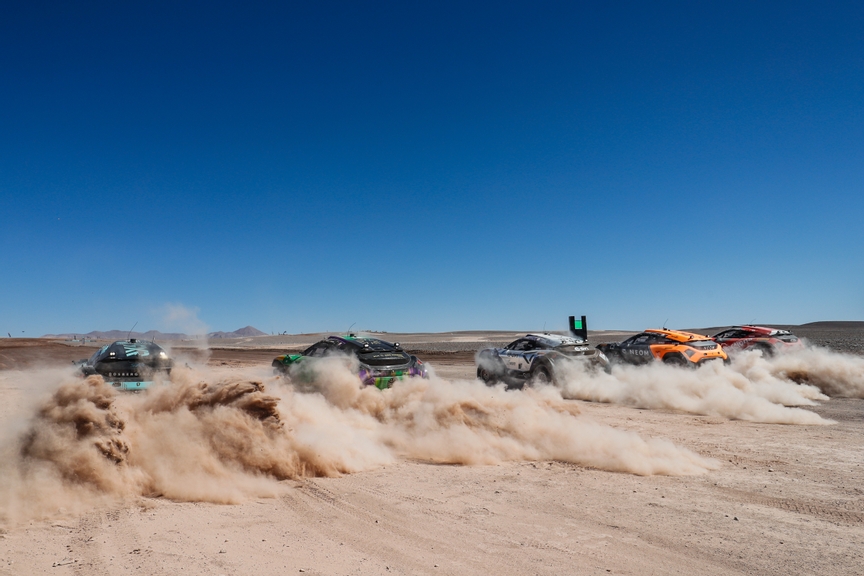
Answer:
623, 349, 651, 356
122, 343, 150, 358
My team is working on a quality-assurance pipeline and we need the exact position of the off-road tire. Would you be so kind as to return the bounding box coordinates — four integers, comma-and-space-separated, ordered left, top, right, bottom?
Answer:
477, 366, 498, 385
662, 354, 689, 367
531, 365, 552, 386
750, 344, 774, 358
272, 359, 289, 375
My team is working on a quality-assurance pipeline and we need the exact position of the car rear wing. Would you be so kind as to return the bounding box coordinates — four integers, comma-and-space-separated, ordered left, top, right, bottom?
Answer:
568, 315, 588, 341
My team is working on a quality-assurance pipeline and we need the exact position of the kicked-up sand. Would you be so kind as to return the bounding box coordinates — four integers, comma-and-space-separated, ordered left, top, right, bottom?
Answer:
0, 332, 861, 575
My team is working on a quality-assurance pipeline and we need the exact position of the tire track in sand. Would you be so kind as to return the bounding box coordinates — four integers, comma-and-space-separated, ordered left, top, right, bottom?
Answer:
718, 487, 864, 524
282, 478, 528, 575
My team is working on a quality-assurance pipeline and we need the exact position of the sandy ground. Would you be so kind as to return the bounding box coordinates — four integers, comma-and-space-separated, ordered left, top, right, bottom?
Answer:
0, 336, 862, 575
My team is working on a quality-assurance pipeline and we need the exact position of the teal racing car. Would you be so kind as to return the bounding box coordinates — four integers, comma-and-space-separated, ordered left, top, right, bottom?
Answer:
78, 339, 173, 391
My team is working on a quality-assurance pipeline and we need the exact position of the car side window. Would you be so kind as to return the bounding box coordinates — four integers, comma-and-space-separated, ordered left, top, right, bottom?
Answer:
506, 339, 524, 351
509, 339, 535, 352
90, 345, 108, 363
305, 342, 331, 357
621, 335, 641, 346
537, 338, 555, 350
632, 334, 651, 345
334, 340, 354, 354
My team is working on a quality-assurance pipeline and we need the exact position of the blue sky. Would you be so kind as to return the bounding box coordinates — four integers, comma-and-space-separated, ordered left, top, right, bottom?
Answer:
1, 1, 862, 335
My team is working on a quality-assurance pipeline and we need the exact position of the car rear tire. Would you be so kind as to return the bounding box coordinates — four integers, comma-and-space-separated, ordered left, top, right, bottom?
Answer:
751, 344, 774, 358
531, 366, 552, 386
662, 354, 688, 367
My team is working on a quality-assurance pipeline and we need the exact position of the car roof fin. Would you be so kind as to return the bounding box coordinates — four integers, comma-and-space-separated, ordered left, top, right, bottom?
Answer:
568, 315, 588, 341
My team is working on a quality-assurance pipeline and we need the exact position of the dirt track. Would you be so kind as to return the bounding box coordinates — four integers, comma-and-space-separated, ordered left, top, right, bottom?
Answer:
0, 336, 862, 575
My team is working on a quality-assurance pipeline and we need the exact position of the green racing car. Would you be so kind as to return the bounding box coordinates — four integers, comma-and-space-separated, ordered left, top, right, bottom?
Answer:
272, 334, 428, 389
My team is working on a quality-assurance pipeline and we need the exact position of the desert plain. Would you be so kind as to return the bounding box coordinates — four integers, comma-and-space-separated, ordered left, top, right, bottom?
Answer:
0, 324, 862, 575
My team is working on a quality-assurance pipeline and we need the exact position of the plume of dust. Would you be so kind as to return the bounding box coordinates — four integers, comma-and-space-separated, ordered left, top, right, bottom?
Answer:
292, 357, 716, 475
556, 354, 833, 425
1, 358, 717, 525
757, 345, 864, 398
155, 302, 209, 351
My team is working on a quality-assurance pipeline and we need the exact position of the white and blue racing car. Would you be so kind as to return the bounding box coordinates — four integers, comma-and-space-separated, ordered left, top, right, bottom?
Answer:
475, 316, 607, 388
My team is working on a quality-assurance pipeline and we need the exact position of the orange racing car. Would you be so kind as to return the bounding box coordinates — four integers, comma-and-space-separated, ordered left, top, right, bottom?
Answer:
596, 329, 728, 367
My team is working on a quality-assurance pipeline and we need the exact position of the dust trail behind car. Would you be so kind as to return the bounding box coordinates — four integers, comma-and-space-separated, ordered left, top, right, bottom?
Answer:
299, 358, 713, 475
759, 344, 864, 397
556, 344, 864, 424
0, 359, 717, 524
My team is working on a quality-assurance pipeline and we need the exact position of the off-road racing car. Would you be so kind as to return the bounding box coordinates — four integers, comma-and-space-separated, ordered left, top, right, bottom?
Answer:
711, 325, 802, 356
78, 339, 174, 391
597, 329, 727, 367
475, 316, 607, 388
272, 334, 428, 389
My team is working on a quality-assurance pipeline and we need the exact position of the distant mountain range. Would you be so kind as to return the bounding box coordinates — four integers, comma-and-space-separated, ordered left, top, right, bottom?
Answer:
38, 321, 864, 341
42, 326, 267, 340
797, 321, 864, 329
207, 326, 268, 338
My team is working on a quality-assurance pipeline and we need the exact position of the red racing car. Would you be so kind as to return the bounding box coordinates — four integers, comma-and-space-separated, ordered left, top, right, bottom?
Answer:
711, 325, 803, 356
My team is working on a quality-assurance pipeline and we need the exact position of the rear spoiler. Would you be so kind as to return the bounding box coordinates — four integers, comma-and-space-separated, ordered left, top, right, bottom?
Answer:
568, 315, 588, 341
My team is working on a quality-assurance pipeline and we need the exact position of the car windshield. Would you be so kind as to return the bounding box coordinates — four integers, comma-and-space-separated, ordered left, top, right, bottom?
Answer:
93, 341, 168, 362
356, 339, 399, 352
686, 339, 717, 349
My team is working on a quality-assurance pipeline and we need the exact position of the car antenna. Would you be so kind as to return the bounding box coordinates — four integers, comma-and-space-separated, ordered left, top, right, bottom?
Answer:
542, 321, 546, 333
127, 321, 138, 341
347, 322, 356, 337
662, 318, 668, 330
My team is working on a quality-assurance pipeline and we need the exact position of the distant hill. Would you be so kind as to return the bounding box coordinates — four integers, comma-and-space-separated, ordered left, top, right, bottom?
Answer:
42, 329, 189, 341
208, 326, 267, 338
798, 321, 864, 329
42, 326, 267, 340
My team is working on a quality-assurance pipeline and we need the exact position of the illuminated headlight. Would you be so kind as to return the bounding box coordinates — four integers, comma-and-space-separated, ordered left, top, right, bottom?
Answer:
159, 352, 168, 358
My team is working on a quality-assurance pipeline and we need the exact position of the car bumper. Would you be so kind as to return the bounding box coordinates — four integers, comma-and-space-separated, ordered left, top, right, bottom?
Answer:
685, 349, 728, 364
107, 379, 153, 391
360, 366, 428, 389
695, 357, 726, 366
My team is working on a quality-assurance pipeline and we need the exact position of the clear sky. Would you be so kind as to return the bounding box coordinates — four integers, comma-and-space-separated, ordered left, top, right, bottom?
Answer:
1, 1, 862, 336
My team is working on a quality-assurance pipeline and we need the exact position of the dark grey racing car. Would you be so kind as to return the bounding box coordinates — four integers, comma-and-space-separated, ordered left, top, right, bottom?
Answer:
475, 316, 607, 388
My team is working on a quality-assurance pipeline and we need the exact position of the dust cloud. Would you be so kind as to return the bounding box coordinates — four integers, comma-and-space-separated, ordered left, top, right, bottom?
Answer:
759, 345, 864, 398
156, 302, 210, 352
556, 345, 864, 424
0, 359, 716, 523
300, 358, 715, 475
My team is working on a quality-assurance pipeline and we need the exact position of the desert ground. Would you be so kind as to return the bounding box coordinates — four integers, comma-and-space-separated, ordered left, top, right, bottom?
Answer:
0, 325, 862, 575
